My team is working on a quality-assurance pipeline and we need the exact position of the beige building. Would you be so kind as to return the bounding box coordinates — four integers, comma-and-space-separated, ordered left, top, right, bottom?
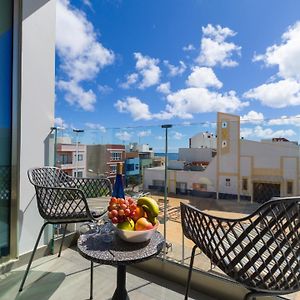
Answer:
144, 112, 300, 203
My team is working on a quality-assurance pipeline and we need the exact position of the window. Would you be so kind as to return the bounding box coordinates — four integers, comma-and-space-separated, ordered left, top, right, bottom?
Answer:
77, 154, 83, 161
111, 165, 117, 173
126, 164, 134, 172
225, 178, 230, 187
74, 171, 83, 178
287, 181, 293, 195
135, 164, 139, 170
242, 178, 248, 191
111, 152, 121, 161
58, 154, 72, 164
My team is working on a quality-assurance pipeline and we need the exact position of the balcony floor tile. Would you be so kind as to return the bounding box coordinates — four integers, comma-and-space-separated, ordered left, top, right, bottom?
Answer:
0, 248, 214, 300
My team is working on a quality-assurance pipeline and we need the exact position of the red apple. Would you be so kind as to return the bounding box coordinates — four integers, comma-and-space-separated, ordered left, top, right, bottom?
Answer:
135, 217, 154, 231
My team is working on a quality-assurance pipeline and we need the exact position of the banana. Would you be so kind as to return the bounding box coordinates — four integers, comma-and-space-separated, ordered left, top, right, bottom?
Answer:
137, 196, 159, 217
141, 205, 158, 225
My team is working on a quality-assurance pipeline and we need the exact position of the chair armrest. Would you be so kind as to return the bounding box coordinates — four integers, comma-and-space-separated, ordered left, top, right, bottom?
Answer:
35, 185, 99, 221
64, 176, 112, 199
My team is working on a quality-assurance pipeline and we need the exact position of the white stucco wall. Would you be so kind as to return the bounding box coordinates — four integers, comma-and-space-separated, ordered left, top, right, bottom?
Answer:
19, 0, 56, 255
240, 156, 251, 177
190, 132, 217, 149
241, 140, 298, 169
143, 167, 217, 193
283, 157, 297, 179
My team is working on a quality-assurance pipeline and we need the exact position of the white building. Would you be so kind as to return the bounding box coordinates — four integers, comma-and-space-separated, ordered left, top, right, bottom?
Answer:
56, 136, 87, 177
189, 132, 217, 149
144, 112, 300, 203
127, 142, 154, 157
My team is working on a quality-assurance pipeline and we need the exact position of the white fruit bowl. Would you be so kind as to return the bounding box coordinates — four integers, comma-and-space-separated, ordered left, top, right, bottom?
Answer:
115, 222, 159, 243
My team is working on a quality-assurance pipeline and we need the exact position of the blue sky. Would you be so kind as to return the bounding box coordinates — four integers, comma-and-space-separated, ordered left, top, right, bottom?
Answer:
55, 0, 300, 151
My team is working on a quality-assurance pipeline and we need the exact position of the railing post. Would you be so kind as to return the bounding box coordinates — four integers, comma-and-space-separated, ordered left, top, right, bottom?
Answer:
161, 124, 172, 259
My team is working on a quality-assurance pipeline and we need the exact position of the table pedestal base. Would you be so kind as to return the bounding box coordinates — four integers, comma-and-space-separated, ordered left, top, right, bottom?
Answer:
112, 265, 129, 300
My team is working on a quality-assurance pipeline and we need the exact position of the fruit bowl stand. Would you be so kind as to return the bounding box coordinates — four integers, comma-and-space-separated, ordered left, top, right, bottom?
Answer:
77, 230, 164, 300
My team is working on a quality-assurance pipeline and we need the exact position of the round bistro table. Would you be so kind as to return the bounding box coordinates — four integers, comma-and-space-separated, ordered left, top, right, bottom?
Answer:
77, 230, 164, 300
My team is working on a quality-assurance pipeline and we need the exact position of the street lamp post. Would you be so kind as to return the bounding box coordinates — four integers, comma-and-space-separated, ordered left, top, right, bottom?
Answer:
161, 124, 172, 258
50, 127, 57, 167
73, 129, 84, 177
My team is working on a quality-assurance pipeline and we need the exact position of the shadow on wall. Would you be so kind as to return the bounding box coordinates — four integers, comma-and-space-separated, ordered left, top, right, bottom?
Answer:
0, 270, 65, 299
23, 0, 51, 21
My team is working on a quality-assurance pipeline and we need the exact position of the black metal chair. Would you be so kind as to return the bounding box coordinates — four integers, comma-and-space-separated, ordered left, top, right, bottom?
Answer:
181, 197, 300, 300
19, 167, 112, 292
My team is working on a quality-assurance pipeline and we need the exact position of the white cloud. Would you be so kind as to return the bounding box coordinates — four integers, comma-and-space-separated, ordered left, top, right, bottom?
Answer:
134, 52, 161, 88
57, 80, 96, 111
156, 136, 164, 140
115, 131, 132, 141
82, 0, 93, 9
268, 115, 300, 127
186, 67, 222, 89
172, 131, 184, 140
115, 88, 248, 121
55, 117, 68, 129
183, 44, 195, 52
157, 82, 171, 94
245, 22, 300, 108
243, 79, 300, 108
254, 22, 300, 81
197, 24, 241, 67
98, 85, 113, 94
85, 122, 106, 132
165, 87, 248, 119
241, 110, 264, 124
164, 60, 187, 77
137, 130, 151, 137
240, 126, 296, 139
120, 73, 139, 89
56, 0, 114, 110
114, 97, 152, 121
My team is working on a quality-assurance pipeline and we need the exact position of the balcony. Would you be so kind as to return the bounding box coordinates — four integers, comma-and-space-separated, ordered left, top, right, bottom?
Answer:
0, 247, 215, 300
2, 116, 300, 300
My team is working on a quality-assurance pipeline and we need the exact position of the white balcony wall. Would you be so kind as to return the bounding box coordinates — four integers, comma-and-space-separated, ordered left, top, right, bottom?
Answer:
19, 0, 56, 255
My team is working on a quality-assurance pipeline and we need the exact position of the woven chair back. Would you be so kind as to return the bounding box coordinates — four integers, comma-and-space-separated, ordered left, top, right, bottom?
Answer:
28, 167, 90, 222
181, 198, 300, 294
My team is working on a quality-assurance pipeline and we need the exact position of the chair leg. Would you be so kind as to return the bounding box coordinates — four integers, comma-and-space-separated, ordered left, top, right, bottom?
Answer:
58, 224, 68, 257
244, 291, 268, 300
19, 222, 49, 292
184, 245, 197, 300
90, 261, 94, 300
244, 292, 254, 300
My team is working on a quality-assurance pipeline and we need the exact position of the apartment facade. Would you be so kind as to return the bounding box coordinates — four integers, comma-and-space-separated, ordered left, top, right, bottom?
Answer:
86, 144, 126, 180
125, 151, 140, 177
56, 137, 87, 177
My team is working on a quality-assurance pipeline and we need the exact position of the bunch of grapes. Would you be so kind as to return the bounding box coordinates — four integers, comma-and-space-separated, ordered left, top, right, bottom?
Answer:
107, 197, 137, 224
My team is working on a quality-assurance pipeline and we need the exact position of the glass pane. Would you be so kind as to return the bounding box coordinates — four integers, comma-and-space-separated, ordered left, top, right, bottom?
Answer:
0, 0, 13, 258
